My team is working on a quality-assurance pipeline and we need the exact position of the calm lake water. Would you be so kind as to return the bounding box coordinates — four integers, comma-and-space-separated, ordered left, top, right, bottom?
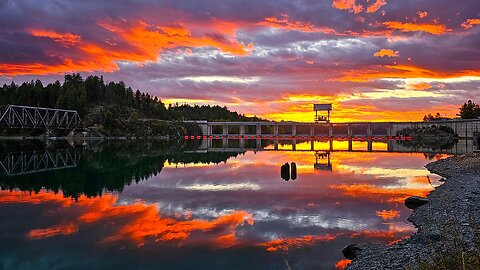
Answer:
0, 139, 473, 270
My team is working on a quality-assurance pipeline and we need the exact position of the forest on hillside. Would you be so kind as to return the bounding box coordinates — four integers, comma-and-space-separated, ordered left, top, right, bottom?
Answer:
0, 73, 262, 122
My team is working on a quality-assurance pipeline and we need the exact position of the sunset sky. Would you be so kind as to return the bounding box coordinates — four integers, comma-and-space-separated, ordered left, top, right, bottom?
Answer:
0, 0, 479, 122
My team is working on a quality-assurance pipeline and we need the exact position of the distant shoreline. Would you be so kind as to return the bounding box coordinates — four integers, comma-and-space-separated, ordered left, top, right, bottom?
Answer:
0, 136, 170, 141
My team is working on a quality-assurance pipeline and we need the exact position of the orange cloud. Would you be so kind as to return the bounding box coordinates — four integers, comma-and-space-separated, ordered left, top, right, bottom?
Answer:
461, 18, 480, 29
417, 11, 428, 18
373, 48, 399, 57
337, 64, 480, 82
328, 184, 430, 203
29, 29, 81, 46
366, 0, 387, 13
27, 223, 78, 239
375, 210, 400, 221
259, 234, 339, 252
383, 21, 451, 35
332, 0, 364, 14
1, 20, 253, 76
99, 20, 253, 57
408, 82, 432, 90
259, 14, 336, 33
100, 208, 254, 246
2, 190, 254, 248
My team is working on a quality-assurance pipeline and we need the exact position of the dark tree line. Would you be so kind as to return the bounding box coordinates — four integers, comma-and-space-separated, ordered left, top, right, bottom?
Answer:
0, 73, 260, 122
458, 100, 480, 119
423, 100, 480, 121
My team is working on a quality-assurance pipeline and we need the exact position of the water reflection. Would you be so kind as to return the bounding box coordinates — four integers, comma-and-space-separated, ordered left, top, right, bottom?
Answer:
0, 139, 464, 269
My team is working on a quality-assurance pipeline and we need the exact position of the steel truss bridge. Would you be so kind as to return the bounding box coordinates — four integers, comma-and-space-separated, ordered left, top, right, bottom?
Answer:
0, 148, 81, 176
0, 105, 82, 130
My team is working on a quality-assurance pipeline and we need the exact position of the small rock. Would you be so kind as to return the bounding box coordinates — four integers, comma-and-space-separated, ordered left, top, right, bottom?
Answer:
405, 196, 429, 209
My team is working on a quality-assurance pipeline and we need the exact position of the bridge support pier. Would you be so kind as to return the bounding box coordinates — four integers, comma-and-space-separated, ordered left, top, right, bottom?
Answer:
256, 125, 261, 136
348, 139, 353, 151
347, 125, 353, 138
223, 125, 228, 137
328, 124, 334, 137
292, 125, 297, 136
274, 125, 279, 137
292, 139, 297, 151
367, 140, 373, 152
239, 125, 245, 137
222, 137, 228, 148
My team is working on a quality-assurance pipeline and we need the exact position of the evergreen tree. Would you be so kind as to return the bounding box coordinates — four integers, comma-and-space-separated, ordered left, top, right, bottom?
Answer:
459, 100, 480, 119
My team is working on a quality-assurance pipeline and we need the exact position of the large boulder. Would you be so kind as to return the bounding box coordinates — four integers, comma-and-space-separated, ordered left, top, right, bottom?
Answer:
405, 196, 429, 209
342, 244, 362, 260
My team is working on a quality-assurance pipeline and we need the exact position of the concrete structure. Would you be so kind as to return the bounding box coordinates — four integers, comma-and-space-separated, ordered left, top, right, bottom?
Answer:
187, 119, 480, 139
192, 138, 475, 156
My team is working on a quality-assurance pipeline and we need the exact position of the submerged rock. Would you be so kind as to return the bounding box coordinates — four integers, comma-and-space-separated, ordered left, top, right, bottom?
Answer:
404, 196, 429, 209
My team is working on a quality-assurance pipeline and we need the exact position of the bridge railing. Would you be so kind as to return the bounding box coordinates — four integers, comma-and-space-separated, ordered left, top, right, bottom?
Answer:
0, 104, 82, 130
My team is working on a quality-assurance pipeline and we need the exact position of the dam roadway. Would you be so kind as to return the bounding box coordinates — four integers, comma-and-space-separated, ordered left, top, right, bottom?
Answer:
186, 119, 480, 139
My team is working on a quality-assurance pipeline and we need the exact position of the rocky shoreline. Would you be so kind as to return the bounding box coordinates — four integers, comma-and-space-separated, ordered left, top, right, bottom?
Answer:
345, 153, 480, 269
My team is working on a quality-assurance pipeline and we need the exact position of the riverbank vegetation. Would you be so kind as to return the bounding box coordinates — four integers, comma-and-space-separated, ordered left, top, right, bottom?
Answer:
0, 74, 262, 136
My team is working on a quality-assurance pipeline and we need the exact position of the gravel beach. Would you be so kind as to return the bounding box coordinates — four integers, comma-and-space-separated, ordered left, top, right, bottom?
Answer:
345, 153, 480, 270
